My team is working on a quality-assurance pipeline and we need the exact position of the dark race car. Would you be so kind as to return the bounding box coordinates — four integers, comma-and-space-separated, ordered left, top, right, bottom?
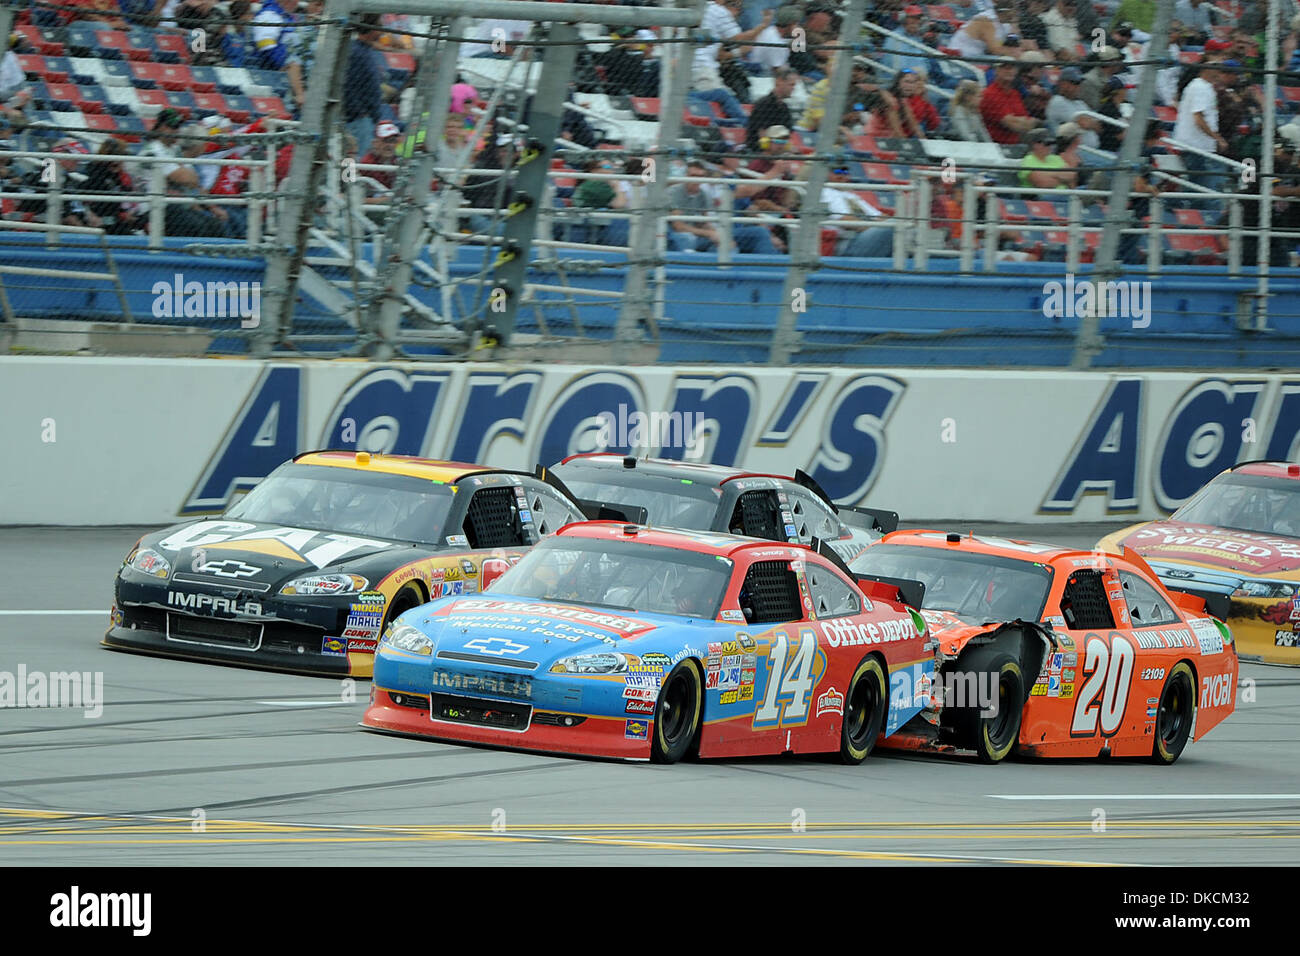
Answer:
105, 451, 588, 677
546, 453, 897, 565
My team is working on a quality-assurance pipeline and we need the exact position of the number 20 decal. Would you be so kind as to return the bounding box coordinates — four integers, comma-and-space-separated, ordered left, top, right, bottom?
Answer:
1070, 633, 1135, 737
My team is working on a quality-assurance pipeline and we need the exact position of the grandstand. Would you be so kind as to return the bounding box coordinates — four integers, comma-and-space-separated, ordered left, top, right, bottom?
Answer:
1, 0, 1299, 365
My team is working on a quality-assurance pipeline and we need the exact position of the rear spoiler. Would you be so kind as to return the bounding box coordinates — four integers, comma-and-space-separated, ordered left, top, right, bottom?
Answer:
1162, 584, 1232, 623
812, 538, 924, 611
794, 468, 898, 533
839, 505, 899, 535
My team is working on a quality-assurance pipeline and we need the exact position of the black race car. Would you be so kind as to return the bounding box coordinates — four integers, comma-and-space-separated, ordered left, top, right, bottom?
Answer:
546, 454, 897, 564
105, 451, 588, 676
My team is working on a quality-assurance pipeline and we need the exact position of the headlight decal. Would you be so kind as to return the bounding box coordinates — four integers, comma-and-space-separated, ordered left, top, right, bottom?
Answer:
280, 573, 369, 596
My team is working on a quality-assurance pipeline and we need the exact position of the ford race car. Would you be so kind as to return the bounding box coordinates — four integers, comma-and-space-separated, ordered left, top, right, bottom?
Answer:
850, 531, 1238, 764
105, 451, 588, 676
1097, 461, 1300, 665
363, 522, 933, 763
547, 453, 897, 564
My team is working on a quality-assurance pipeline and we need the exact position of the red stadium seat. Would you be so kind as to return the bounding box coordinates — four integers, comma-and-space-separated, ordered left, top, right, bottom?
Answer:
130, 62, 193, 91
864, 162, 907, 184
1280, 87, 1300, 104
1172, 208, 1207, 228
153, 33, 191, 63
250, 95, 289, 118
631, 96, 661, 119
135, 88, 174, 114
190, 91, 231, 117
81, 113, 119, 134
1026, 199, 1067, 222
1154, 105, 1177, 124
719, 126, 746, 147
95, 30, 135, 60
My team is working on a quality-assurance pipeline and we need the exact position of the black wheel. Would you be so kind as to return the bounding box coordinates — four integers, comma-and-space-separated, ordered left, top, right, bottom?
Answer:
384, 584, 424, 629
1150, 661, 1195, 765
953, 645, 1025, 764
839, 656, 888, 764
651, 662, 702, 764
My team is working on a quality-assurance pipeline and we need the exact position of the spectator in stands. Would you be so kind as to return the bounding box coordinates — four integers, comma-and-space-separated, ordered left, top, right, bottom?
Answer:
949, 79, 993, 142
1041, 0, 1081, 61
718, 40, 753, 103
892, 69, 940, 138
251, 0, 300, 70
788, 4, 835, 78
459, 16, 530, 59
597, 27, 660, 98
359, 121, 401, 196
83, 138, 143, 233
748, 4, 801, 73
1, 42, 26, 108
162, 165, 230, 236
286, 0, 325, 111
693, 0, 769, 121
1173, 59, 1229, 189
61, 0, 130, 28
16, 139, 103, 228
1110, 0, 1155, 33
176, 0, 223, 66
1017, 0, 1051, 51
881, 6, 932, 75
981, 59, 1042, 145
667, 159, 780, 253
735, 126, 799, 222
1047, 67, 1100, 149
1241, 124, 1300, 266
1018, 126, 1075, 190
951, 0, 1029, 59
1078, 47, 1125, 111
821, 163, 891, 256
1097, 77, 1130, 152
345, 14, 387, 158
748, 66, 797, 149
1016, 51, 1051, 121
1241, 0, 1300, 35
1055, 120, 1084, 174
139, 108, 187, 192
219, 0, 257, 67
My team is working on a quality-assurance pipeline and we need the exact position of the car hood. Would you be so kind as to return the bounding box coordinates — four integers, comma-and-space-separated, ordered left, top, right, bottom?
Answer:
408, 594, 702, 668
1116, 521, 1300, 579
143, 518, 401, 592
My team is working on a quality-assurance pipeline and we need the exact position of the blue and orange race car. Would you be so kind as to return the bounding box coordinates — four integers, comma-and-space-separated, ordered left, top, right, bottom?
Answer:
362, 522, 934, 763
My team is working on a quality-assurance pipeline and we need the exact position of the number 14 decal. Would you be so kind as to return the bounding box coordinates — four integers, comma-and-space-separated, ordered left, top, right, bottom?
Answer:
1070, 633, 1135, 737
754, 629, 820, 728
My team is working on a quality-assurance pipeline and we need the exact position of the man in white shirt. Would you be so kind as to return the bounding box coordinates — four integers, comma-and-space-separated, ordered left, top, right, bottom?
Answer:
1041, 0, 1082, 60
695, 0, 770, 82
1173, 60, 1230, 197
748, 5, 800, 72
459, 19, 532, 60
820, 165, 890, 257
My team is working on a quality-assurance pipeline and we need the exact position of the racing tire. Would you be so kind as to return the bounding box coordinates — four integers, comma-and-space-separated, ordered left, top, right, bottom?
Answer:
954, 646, 1025, 764
839, 656, 889, 765
1149, 661, 1195, 765
651, 662, 702, 764
384, 584, 424, 629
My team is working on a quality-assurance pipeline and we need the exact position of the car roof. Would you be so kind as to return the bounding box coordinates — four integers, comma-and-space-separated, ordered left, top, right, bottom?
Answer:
555, 520, 817, 560
557, 453, 788, 488
294, 450, 513, 484
879, 529, 1087, 565
1230, 460, 1300, 480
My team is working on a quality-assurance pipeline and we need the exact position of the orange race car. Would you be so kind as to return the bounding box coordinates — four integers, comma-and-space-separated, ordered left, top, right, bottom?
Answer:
847, 531, 1238, 764
1096, 461, 1300, 665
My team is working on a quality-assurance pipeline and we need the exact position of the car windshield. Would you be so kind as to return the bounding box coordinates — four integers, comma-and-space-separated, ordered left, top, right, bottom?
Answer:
488, 535, 731, 618
1174, 473, 1300, 537
226, 463, 454, 546
851, 543, 1052, 621
555, 472, 720, 529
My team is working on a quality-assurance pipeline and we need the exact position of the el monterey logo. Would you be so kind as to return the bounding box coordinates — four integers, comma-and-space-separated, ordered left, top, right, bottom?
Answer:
815, 687, 844, 717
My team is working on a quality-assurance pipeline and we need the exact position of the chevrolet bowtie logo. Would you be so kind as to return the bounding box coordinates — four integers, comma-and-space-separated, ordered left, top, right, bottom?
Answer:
196, 559, 261, 579
463, 637, 528, 656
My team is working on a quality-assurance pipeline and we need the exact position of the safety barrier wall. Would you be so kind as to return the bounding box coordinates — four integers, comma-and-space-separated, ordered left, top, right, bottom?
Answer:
4, 356, 1298, 526
6, 237, 1300, 366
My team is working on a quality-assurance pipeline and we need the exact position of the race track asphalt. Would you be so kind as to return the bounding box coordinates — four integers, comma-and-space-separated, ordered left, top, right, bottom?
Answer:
1, 523, 1297, 866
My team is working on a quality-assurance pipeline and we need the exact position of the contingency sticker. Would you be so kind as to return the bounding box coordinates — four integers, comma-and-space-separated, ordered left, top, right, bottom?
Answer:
1188, 617, 1224, 656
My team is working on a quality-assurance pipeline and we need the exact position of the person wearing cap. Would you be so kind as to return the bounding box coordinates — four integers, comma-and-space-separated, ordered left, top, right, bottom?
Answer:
138, 109, 190, 209
1238, 122, 1300, 267
1047, 67, 1100, 149
1097, 76, 1130, 152
1018, 127, 1075, 190
820, 164, 891, 257
1110, 0, 1154, 33
880, 6, 932, 76
359, 122, 402, 194
1078, 46, 1124, 111
1041, 0, 1081, 61
747, 4, 801, 72
981, 59, 1041, 145
597, 26, 661, 98
748, 67, 797, 149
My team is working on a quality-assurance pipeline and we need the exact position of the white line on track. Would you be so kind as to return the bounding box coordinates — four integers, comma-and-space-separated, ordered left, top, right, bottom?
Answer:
0, 610, 105, 616
257, 701, 349, 708
990, 794, 1300, 801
